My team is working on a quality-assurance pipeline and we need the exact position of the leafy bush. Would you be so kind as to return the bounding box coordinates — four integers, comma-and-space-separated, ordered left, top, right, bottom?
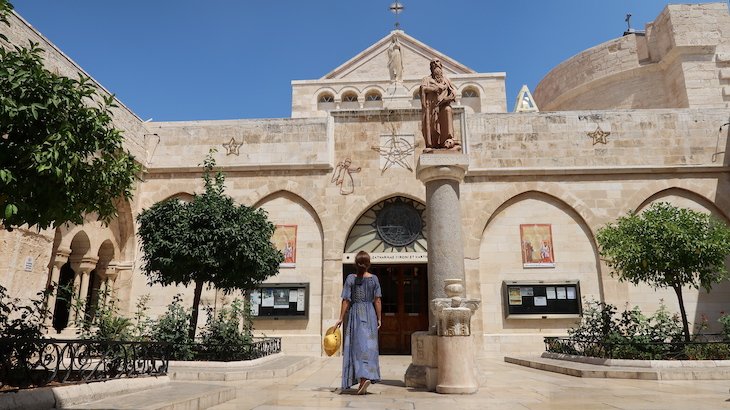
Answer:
0, 285, 48, 340
684, 342, 730, 360
79, 288, 132, 341
560, 299, 685, 359
0, 285, 49, 388
151, 294, 193, 360
198, 298, 253, 361
719, 313, 730, 340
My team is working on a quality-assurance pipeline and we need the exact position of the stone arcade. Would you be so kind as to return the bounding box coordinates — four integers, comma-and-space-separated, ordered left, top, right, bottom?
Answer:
1, 4, 729, 361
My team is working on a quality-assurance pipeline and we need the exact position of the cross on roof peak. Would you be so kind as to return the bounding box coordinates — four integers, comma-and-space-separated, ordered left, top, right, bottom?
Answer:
389, 1, 404, 30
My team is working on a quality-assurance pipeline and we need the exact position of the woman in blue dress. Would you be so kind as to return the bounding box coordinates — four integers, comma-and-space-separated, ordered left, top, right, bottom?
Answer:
335, 251, 382, 394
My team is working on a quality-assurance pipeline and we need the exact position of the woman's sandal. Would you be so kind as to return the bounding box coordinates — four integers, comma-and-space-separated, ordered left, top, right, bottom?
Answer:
357, 379, 371, 395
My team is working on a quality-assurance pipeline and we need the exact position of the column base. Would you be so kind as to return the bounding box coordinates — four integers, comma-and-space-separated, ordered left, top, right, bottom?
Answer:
437, 336, 479, 394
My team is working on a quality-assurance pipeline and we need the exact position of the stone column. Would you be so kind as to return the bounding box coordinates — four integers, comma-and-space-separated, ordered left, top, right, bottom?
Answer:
71, 257, 98, 323
44, 247, 71, 329
113, 261, 135, 313
406, 153, 469, 391
416, 153, 469, 329
98, 262, 118, 304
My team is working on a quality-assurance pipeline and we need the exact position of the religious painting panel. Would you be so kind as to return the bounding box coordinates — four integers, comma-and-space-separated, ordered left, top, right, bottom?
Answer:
272, 225, 297, 267
519, 224, 555, 268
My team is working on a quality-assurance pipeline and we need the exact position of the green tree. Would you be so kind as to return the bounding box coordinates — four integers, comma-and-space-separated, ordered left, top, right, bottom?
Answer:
136, 154, 283, 339
597, 202, 730, 342
0, 25, 140, 230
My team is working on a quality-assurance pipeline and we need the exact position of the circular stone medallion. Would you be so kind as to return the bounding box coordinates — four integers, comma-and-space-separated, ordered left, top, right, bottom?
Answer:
375, 200, 422, 247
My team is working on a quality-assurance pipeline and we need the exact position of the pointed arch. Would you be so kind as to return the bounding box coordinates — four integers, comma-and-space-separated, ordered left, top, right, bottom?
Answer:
624, 182, 723, 220
464, 184, 597, 258
635, 187, 729, 222
478, 190, 605, 336
253, 190, 324, 246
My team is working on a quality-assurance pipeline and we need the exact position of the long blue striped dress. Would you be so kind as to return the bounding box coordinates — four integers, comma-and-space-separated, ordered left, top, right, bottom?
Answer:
341, 273, 382, 389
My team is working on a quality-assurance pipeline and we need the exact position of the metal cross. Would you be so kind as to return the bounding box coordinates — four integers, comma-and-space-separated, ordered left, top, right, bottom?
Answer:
389, 1, 404, 29
625, 13, 633, 32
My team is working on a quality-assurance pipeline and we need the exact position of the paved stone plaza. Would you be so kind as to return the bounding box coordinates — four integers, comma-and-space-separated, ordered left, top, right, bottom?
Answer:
202, 356, 730, 410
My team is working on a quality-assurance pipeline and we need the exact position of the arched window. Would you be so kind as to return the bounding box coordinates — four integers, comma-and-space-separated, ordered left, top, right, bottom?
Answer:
365, 92, 382, 101
462, 88, 479, 98
317, 92, 335, 111
364, 90, 383, 108
460, 87, 481, 113
342, 92, 358, 102
318, 93, 334, 103
341, 91, 360, 109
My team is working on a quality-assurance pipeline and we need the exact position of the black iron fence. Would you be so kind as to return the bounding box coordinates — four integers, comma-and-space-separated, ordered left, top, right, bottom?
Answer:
0, 336, 283, 390
190, 337, 281, 361
0, 338, 169, 391
545, 334, 730, 360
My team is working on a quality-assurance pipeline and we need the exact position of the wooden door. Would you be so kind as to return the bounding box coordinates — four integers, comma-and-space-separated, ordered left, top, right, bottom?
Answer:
372, 264, 428, 355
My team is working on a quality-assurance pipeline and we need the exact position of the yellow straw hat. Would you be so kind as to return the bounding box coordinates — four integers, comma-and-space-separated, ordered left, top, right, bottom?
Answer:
323, 325, 342, 356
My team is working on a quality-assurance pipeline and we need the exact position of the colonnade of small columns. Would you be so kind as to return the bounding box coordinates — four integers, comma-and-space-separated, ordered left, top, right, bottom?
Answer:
44, 247, 132, 331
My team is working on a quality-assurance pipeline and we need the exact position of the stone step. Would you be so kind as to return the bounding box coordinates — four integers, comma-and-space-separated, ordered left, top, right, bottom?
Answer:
63, 382, 235, 410
505, 355, 730, 380
170, 355, 316, 382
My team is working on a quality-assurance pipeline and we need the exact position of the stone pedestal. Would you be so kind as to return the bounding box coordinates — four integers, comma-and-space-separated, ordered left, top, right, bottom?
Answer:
416, 153, 469, 330
404, 331, 438, 390
431, 288, 481, 394
383, 82, 413, 109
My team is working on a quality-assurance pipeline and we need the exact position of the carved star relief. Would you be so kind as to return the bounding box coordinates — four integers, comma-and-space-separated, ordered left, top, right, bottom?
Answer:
223, 137, 243, 156
587, 126, 610, 145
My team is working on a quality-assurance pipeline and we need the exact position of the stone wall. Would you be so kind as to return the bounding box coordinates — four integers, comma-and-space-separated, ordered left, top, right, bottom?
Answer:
465, 109, 728, 170
534, 3, 730, 111
145, 118, 331, 172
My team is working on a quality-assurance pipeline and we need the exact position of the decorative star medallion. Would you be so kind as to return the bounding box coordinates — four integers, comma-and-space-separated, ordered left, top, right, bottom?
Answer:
222, 137, 243, 156
587, 126, 610, 145
371, 134, 415, 173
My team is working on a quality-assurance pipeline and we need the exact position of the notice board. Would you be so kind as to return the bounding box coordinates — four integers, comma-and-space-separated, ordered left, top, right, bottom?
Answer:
503, 281, 581, 318
248, 283, 309, 320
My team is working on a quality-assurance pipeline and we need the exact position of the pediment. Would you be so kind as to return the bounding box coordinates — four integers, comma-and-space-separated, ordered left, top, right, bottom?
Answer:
322, 30, 475, 81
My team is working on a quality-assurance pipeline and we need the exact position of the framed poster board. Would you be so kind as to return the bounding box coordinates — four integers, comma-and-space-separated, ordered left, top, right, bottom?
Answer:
272, 225, 297, 268
249, 283, 309, 320
503, 280, 581, 319
520, 224, 555, 268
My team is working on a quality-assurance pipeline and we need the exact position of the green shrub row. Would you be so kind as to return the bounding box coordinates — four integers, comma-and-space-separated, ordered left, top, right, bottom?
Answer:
547, 299, 730, 360
0, 284, 256, 361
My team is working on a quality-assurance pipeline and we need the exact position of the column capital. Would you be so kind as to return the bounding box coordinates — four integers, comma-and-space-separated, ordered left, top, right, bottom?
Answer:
52, 247, 72, 268
416, 153, 469, 184
114, 261, 134, 271
97, 261, 118, 279
70, 256, 99, 275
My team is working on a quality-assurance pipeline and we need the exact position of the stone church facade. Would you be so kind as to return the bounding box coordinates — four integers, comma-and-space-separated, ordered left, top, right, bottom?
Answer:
1, 3, 729, 357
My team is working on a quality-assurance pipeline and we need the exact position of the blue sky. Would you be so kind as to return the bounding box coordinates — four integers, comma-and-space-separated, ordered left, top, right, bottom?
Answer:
12, 1, 719, 121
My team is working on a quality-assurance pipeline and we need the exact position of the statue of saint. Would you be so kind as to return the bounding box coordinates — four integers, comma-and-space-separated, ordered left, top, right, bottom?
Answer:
420, 59, 460, 152
387, 37, 403, 82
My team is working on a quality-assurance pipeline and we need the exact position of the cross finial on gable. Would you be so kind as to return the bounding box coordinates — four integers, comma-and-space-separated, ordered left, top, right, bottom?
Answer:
389, 1, 405, 29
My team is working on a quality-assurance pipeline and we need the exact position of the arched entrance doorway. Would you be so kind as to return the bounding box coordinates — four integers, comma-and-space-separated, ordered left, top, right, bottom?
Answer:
343, 196, 428, 354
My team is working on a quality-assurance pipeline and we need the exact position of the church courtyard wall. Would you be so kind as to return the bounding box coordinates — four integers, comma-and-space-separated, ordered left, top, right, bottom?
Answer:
131, 106, 729, 356
2, 3, 729, 357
